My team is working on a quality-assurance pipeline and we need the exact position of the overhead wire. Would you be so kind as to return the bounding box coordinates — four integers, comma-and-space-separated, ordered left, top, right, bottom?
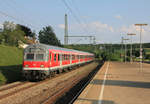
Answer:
0, 10, 39, 30
4, 0, 41, 30
61, 0, 90, 35
71, 38, 83, 44
61, 0, 96, 44
69, 0, 93, 33
0, 0, 45, 31
7, 0, 48, 28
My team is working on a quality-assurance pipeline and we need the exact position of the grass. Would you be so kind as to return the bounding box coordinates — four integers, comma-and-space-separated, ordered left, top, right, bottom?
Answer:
0, 45, 23, 85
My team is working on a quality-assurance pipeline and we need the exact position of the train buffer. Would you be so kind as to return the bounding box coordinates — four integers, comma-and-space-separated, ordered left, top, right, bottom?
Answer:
74, 62, 150, 104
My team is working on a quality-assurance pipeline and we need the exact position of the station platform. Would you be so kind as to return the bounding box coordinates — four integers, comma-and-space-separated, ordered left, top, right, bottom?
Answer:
74, 62, 150, 104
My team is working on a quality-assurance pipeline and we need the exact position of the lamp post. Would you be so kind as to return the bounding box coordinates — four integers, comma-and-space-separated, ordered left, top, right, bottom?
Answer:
123, 38, 129, 63
135, 24, 148, 72
127, 33, 136, 63
121, 37, 124, 62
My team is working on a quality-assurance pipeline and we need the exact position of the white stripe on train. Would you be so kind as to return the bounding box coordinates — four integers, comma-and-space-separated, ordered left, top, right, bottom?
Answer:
23, 60, 92, 71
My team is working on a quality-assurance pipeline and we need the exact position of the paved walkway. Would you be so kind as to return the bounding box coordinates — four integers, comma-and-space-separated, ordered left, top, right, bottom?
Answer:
74, 62, 150, 104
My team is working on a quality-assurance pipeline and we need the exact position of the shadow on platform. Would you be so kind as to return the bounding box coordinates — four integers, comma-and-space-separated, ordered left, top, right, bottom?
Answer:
76, 98, 115, 104
90, 79, 150, 89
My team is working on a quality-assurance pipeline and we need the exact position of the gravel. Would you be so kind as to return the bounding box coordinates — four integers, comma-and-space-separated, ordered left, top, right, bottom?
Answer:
0, 62, 98, 104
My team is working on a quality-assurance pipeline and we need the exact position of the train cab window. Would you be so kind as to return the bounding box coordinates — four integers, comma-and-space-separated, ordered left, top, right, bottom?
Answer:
26, 53, 34, 60
54, 54, 57, 61
36, 54, 44, 61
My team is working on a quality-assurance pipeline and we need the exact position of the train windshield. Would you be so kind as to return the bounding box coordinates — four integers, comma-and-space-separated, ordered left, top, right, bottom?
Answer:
36, 54, 44, 61
26, 53, 34, 60
25, 53, 45, 61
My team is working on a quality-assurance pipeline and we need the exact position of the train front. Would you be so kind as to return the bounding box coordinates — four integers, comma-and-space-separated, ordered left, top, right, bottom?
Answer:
22, 44, 49, 80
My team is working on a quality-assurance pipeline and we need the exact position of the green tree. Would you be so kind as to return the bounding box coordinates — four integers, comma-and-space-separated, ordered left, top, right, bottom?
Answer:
38, 26, 61, 46
17, 24, 36, 38
0, 24, 25, 46
0, 32, 5, 44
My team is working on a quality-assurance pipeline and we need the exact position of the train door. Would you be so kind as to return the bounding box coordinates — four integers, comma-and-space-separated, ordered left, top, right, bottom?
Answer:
70, 54, 72, 64
49, 52, 51, 67
51, 52, 57, 67
59, 53, 62, 67
54, 53, 57, 66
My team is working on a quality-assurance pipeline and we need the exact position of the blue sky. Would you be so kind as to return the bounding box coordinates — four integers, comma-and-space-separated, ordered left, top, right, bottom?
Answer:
0, 0, 150, 44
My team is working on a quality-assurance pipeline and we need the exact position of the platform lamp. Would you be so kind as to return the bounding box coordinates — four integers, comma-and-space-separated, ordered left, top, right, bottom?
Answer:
123, 38, 129, 63
135, 24, 148, 72
127, 33, 136, 63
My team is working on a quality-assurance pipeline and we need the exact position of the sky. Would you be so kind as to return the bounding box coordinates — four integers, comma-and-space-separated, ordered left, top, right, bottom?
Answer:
0, 0, 150, 44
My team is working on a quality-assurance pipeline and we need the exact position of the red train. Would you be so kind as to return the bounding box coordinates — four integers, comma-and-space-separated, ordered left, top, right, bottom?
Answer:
22, 43, 94, 80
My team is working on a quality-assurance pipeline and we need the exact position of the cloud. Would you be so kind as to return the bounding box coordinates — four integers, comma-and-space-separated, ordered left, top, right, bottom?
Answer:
69, 21, 114, 33
114, 14, 122, 20
57, 22, 150, 43
57, 21, 115, 44
58, 24, 65, 29
120, 24, 149, 33
0, 23, 3, 29
90, 21, 114, 32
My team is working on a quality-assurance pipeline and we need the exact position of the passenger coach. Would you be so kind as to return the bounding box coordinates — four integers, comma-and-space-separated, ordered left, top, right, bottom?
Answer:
23, 43, 94, 80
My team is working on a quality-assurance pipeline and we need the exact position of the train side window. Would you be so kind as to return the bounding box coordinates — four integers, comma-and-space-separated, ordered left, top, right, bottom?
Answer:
67, 54, 69, 60
62, 54, 63, 61
72, 55, 75, 60
65, 54, 67, 60
66, 54, 67, 60
58, 54, 60, 61
64, 54, 66, 60
54, 54, 57, 61
78, 55, 79, 59
63, 54, 65, 60
49, 53, 51, 60
68, 55, 70, 60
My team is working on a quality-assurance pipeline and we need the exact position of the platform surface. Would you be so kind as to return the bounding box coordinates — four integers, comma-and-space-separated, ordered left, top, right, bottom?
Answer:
74, 62, 150, 104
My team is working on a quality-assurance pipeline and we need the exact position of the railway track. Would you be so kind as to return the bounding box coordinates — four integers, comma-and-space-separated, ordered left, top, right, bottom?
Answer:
0, 81, 27, 92
0, 82, 36, 99
41, 72, 82, 104
41, 62, 102, 104
0, 65, 81, 101
0, 62, 99, 104
67, 63, 102, 104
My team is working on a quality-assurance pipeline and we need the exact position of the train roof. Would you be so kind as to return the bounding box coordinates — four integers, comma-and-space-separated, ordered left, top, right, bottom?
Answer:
25, 43, 94, 55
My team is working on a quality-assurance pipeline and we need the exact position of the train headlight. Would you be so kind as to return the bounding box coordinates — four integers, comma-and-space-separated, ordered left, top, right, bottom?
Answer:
40, 65, 44, 68
25, 65, 28, 68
